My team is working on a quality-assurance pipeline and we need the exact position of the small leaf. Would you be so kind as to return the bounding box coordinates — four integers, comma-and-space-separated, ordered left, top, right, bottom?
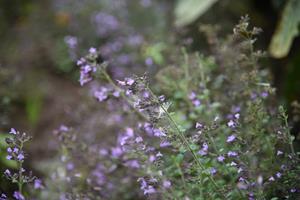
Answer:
174, 0, 218, 27
269, 0, 300, 58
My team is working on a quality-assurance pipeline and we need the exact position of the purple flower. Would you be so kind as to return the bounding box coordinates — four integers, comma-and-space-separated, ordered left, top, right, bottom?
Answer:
89, 47, 97, 54
111, 147, 123, 158
198, 143, 208, 156
125, 160, 140, 169
13, 191, 25, 200
9, 128, 17, 135
135, 136, 143, 143
277, 150, 283, 156
210, 168, 217, 175
160, 141, 171, 148
6, 155, 12, 160
268, 176, 275, 181
153, 129, 166, 137
163, 180, 171, 188
226, 135, 236, 143
34, 179, 43, 189
276, 172, 282, 178
143, 186, 156, 195
7, 147, 12, 153
189, 92, 197, 100
217, 155, 225, 162
192, 99, 201, 107
227, 120, 236, 128
17, 153, 24, 161
290, 188, 297, 193
94, 87, 109, 102
125, 78, 135, 86
4, 169, 11, 177
195, 122, 204, 129
0, 193, 7, 200
261, 92, 268, 98
145, 57, 153, 66
227, 151, 238, 157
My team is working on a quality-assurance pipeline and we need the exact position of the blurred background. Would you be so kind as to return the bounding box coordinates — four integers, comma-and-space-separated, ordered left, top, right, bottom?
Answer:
0, 0, 299, 193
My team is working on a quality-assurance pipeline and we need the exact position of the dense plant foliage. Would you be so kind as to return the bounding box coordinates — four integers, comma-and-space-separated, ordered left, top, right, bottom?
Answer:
1, 16, 299, 200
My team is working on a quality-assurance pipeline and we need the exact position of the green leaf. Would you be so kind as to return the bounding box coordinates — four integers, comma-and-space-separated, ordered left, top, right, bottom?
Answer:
269, 0, 300, 58
174, 0, 218, 27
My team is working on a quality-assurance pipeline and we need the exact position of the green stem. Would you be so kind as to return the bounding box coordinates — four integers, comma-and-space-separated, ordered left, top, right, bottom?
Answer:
146, 87, 226, 197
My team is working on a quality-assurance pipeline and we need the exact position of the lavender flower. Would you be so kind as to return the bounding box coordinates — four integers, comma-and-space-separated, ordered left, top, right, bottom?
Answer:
227, 120, 236, 128
227, 151, 238, 157
163, 180, 171, 188
198, 143, 208, 156
210, 168, 217, 175
13, 191, 25, 200
34, 179, 43, 189
217, 155, 225, 162
226, 135, 236, 143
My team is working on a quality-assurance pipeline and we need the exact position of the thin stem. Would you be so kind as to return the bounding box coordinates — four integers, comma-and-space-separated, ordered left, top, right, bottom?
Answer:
18, 142, 24, 193
101, 69, 148, 121
283, 114, 295, 155
146, 86, 226, 197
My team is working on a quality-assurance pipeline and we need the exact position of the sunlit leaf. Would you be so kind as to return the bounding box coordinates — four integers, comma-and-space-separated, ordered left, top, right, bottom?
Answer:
174, 0, 218, 27
269, 0, 300, 58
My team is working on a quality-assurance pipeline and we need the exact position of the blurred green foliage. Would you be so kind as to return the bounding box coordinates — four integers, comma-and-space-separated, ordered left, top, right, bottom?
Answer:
269, 0, 300, 58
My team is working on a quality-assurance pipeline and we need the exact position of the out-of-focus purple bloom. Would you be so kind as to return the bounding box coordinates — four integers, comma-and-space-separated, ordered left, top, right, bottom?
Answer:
251, 92, 257, 100
34, 179, 43, 189
261, 92, 268, 98
227, 120, 236, 128
226, 135, 236, 143
135, 136, 143, 143
234, 113, 240, 119
290, 188, 297, 193
192, 99, 201, 107
92, 12, 120, 36
64, 36, 78, 49
149, 155, 156, 163
89, 47, 97, 54
160, 141, 171, 148
13, 191, 25, 200
268, 176, 275, 181
125, 160, 140, 169
9, 128, 17, 135
6, 155, 12, 160
228, 151, 238, 157
158, 95, 165, 102
0, 193, 7, 200
94, 87, 109, 102
277, 150, 283, 156
4, 169, 11, 177
195, 122, 203, 129
143, 186, 156, 195
276, 172, 282, 178
7, 147, 12, 153
198, 143, 208, 156
153, 129, 166, 137
210, 168, 217, 175
231, 106, 241, 113
217, 155, 225, 162
13, 148, 19, 153
145, 57, 153, 66
163, 180, 171, 188
188, 92, 196, 100
111, 147, 123, 158
17, 153, 25, 161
